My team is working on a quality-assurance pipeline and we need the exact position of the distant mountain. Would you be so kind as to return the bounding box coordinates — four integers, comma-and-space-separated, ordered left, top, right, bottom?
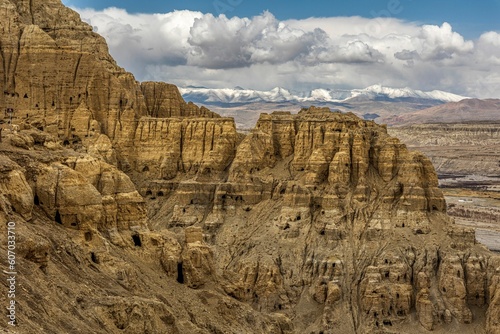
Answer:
179, 84, 467, 105
384, 99, 500, 125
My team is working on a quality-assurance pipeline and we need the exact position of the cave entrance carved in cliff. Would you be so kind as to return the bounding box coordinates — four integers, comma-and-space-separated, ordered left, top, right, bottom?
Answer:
177, 262, 184, 284
55, 210, 62, 225
132, 234, 142, 247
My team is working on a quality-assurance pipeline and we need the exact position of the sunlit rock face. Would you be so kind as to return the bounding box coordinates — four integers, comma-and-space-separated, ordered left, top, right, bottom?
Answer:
1, 1, 499, 333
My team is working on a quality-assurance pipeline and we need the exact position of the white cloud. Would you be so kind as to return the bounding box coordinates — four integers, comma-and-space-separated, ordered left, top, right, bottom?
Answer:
73, 7, 500, 98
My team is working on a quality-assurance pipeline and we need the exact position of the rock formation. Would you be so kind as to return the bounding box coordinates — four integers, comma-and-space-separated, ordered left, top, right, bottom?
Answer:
0, 1, 499, 334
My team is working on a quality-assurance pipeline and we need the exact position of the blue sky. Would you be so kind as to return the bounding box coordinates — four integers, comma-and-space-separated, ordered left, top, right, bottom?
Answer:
65, 1, 500, 98
63, 0, 500, 38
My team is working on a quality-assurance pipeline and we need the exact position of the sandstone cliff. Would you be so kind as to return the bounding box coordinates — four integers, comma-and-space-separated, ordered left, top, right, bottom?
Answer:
147, 107, 499, 333
0, 1, 499, 334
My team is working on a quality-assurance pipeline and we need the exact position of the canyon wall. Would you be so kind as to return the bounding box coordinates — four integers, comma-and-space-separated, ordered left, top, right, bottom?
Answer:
0, 1, 499, 334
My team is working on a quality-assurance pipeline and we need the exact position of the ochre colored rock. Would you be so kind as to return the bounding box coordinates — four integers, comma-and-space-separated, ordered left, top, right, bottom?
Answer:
1, 1, 499, 333
0, 155, 33, 220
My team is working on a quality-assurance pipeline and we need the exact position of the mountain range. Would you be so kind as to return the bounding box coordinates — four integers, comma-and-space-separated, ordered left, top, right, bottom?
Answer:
180, 84, 467, 105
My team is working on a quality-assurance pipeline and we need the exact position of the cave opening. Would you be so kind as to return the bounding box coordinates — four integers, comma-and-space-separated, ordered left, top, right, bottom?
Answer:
85, 231, 92, 242
34, 194, 40, 205
91, 252, 98, 264
177, 262, 184, 284
132, 234, 142, 247
55, 210, 62, 225
157, 191, 164, 197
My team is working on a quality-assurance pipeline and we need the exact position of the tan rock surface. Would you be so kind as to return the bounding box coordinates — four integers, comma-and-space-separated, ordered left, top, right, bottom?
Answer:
0, 1, 499, 334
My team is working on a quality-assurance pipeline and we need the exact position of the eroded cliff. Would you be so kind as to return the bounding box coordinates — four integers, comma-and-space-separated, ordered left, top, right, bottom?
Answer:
0, 1, 499, 334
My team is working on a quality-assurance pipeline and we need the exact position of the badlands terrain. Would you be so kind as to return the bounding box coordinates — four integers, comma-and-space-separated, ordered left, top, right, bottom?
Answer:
0, 1, 499, 334
389, 123, 500, 253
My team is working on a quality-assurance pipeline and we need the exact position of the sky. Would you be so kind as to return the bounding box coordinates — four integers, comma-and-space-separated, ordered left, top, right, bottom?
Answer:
62, 0, 500, 98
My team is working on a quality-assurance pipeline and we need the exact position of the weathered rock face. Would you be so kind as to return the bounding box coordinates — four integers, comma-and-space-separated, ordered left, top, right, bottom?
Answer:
1, 0, 231, 177
1, 1, 500, 334
130, 116, 239, 180
149, 107, 500, 334
140, 82, 220, 118
0, 155, 33, 220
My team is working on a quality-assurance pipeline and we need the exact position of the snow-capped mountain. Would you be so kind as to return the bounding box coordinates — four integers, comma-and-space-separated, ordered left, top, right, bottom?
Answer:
179, 84, 467, 105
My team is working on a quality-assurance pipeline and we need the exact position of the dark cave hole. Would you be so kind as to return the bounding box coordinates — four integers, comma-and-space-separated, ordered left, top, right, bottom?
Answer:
63, 140, 70, 146
383, 320, 392, 326
320, 230, 325, 235
296, 215, 301, 221
142, 166, 149, 172
55, 210, 62, 225
157, 191, 164, 197
132, 234, 142, 247
145, 190, 152, 197
34, 195, 39, 205
91, 252, 98, 264
71, 223, 77, 227
85, 231, 92, 242
24, 93, 28, 98
177, 262, 184, 284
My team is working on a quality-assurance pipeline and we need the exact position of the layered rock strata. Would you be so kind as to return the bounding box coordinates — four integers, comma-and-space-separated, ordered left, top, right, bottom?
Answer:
0, 1, 499, 333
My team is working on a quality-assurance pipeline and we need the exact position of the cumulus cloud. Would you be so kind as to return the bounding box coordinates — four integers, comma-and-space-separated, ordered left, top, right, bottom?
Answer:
186, 12, 328, 68
73, 7, 500, 98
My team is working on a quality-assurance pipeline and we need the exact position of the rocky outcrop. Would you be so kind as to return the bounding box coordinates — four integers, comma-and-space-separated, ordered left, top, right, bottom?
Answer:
1, 0, 225, 176
0, 155, 33, 220
1, 1, 499, 333
130, 116, 239, 180
141, 82, 220, 118
146, 107, 500, 333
